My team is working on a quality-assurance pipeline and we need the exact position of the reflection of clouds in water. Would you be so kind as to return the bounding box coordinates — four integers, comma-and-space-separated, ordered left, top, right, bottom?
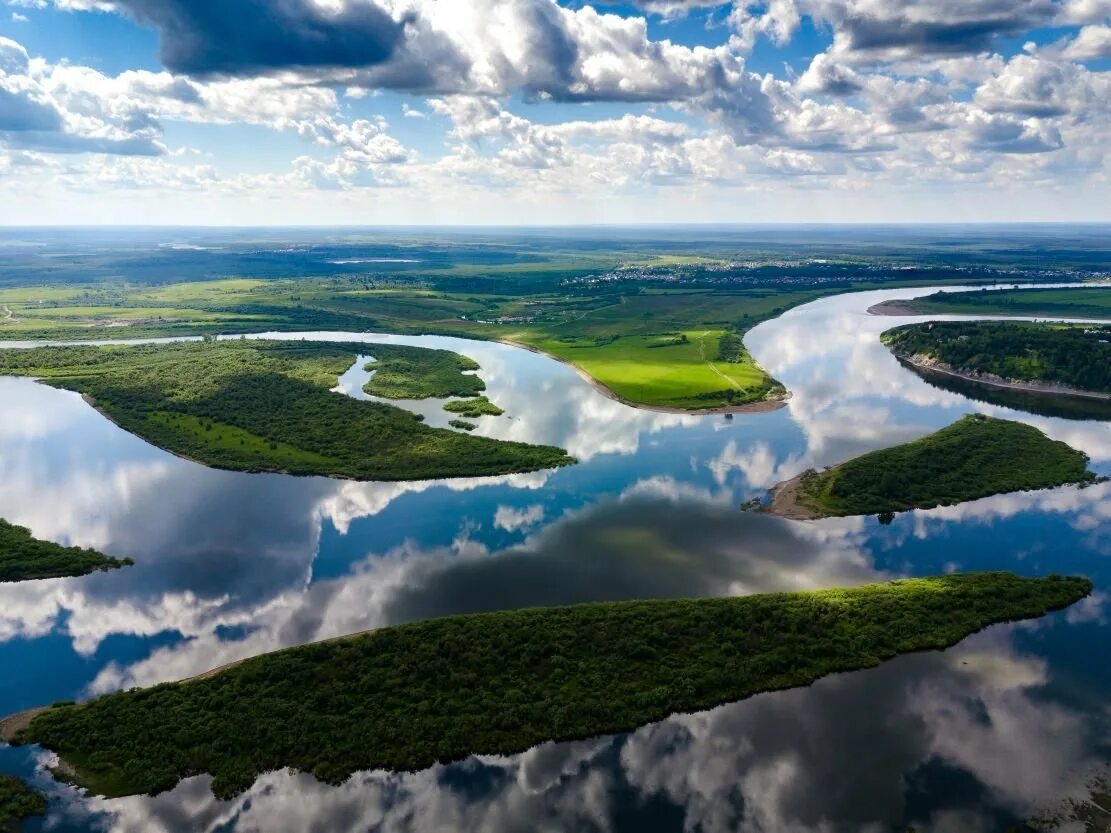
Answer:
493, 503, 545, 533
65, 627, 1099, 833
315, 470, 550, 534
87, 491, 879, 693
259, 330, 701, 461
907, 480, 1111, 555
746, 286, 1111, 477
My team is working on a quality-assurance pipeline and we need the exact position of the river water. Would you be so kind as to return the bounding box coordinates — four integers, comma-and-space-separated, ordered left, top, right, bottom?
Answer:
1, 285, 1109, 832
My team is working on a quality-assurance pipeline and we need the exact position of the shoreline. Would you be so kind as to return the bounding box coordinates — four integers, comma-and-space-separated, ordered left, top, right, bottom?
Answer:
893, 355, 1111, 402
496, 337, 791, 415
868, 299, 1111, 320
761, 472, 824, 520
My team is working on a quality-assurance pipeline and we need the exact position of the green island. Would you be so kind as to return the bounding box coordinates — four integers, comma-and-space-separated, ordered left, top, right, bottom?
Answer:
8, 572, 1091, 800
883, 321, 1111, 397
874, 286, 1111, 319
0, 340, 572, 481
443, 397, 504, 417
362, 344, 485, 400
0, 775, 46, 831
1, 519, 132, 583
768, 415, 1098, 519
448, 419, 477, 431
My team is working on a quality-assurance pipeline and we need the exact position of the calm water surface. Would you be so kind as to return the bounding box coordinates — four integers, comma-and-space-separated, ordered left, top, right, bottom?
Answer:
1, 285, 1109, 832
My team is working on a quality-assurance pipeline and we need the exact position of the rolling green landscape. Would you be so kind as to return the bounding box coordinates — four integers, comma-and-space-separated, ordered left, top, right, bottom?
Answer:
0, 519, 132, 583
0, 776, 46, 831
883, 321, 1111, 395
778, 415, 1098, 518
0, 340, 572, 481
11, 572, 1090, 800
884, 286, 1111, 319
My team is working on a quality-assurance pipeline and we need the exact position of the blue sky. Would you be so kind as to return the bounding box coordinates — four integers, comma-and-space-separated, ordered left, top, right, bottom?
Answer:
0, 0, 1108, 224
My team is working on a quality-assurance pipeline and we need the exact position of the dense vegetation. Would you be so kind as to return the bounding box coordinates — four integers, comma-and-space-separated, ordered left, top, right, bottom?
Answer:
0, 341, 572, 481
897, 286, 1111, 319
362, 344, 485, 400
449, 419, 476, 431
443, 396, 504, 417
796, 415, 1097, 516
0, 776, 46, 830
883, 321, 1111, 394
14, 573, 1090, 799
0, 519, 132, 583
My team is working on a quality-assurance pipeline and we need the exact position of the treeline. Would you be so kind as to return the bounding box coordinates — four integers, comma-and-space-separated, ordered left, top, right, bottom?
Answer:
15, 573, 1091, 799
0, 519, 132, 583
0, 341, 573, 481
884, 321, 1111, 393
798, 414, 1097, 516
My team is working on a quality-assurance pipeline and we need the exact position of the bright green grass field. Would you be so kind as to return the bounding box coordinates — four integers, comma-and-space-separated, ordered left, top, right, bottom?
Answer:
514, 329, 776, 409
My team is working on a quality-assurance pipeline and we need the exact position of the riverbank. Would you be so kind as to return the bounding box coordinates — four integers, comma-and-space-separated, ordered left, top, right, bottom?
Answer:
894, 354, 1111, 402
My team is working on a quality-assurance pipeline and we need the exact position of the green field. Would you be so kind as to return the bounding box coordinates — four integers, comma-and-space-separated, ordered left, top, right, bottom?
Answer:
513, 329, 781, 409
883, 321, 1111, 394
899, 286, 1111, 319
12, 572, 1090, 799
0, 775, 46, 830
1, 519, 133, 583
0, 341, 572, 481
790, 415, 1098, 517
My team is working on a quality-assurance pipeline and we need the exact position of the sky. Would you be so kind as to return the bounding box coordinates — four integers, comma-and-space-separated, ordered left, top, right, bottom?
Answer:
0, 0, 1108, 225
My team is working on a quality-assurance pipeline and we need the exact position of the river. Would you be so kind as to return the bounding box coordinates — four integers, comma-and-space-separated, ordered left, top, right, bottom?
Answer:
0, 284, 1108, 832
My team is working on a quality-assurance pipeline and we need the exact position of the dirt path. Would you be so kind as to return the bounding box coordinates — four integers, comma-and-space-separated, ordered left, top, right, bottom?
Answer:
1, 305, 14, 322
697, 331, 743, 390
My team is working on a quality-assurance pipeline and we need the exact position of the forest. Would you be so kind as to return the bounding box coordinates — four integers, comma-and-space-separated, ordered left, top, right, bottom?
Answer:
362, 344, 486, 400
0, 341, 572, 481
0, 776, 46, 830
883, 321, 1111, 394
795, 414, 1097, 517
14, 572, 1091, 800
0, 519, 133, 583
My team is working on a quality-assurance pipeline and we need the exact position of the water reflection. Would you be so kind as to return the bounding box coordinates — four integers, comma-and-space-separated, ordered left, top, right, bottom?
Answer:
1, 286, 1109, 832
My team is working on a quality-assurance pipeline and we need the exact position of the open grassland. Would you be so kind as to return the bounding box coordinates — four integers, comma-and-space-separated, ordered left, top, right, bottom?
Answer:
11, 573, 1091, 800
0, 775, 46, 830
889, 286, 1111, 319
883, 321, 1111, 395
0, 519, 132, 583
785, 414, 1097, 518
0, 341, 572, 481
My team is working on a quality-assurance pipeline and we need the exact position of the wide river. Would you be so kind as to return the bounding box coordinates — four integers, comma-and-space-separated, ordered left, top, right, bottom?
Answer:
1, 285, 1109, 832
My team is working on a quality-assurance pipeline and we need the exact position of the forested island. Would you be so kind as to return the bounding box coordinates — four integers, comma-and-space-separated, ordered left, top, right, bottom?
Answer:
767, 415, 1098, 519
8, 572, 1091, 800
362, 344, 486, 400
883, 321, 1111, 398
0, 340, 572, 481
0, 519, 132, 583
0, 776, 46, 831
871, 286, 1111, 319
